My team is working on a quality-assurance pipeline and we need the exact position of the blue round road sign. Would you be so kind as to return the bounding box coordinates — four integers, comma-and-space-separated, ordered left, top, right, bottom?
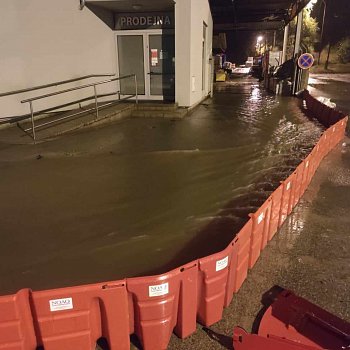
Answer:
298, 53, 314, 70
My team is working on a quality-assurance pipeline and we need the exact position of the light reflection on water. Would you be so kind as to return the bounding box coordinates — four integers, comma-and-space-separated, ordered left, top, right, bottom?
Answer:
0, 79, 324, 294
249, 85, 262, 102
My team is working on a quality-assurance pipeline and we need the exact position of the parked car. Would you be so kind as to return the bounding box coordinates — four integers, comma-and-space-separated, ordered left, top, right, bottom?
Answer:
223, 61, 235, 74
230, 66, 252, 78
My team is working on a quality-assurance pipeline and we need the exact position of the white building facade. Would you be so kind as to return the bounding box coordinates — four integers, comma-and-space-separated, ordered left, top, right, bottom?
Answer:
0, 0, 213, 119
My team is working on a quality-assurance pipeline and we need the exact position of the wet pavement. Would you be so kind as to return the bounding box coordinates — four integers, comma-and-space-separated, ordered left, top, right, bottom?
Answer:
309, 73, 350, 132
0, 78, 322, 295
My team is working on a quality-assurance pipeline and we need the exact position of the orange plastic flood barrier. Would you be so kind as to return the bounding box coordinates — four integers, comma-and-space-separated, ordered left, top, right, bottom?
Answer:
126, 262, 198, 350
0, 282, 131, 350
234, 289, 350, 350
0, 289, 36, 350
279, 172, 296, 227
0, 92, 348, 350
258, 290, 350, 349
197, 244, 235, 326
267, 184, 283, 241
248, 198, 272, 268
32, 281, 130, 350
303, 89, 347, 129
230, 219, 253, 294
233, 327, 321, 350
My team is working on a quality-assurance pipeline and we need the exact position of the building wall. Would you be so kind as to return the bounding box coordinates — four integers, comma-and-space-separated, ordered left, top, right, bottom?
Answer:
0, 0, 116, 119
0, 0, 213, 117
175, 0, 213, 107
174, 0, 192, 107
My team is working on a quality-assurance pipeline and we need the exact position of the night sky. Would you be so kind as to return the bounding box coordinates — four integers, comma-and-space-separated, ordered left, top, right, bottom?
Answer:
225, 32, 256, 64
223, 0, 350, 64
312, 0, 350, 45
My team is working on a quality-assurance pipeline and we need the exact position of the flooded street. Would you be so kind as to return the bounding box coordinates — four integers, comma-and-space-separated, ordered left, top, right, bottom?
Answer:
2, 1, 349, 349
169, 74, 350, 350
0, 79, 323, 294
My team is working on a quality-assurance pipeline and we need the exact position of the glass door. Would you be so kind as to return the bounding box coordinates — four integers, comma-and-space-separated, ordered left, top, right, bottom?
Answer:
116, 31, 175, 101
117, 35, 145, 95
148, 34, 175, 101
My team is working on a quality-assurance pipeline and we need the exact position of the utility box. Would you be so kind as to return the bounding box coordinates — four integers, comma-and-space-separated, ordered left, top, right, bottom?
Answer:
215, 70, 226, 82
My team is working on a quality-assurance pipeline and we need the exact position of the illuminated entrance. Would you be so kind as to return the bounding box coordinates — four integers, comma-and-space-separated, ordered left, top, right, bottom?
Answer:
115, 13, 175, 101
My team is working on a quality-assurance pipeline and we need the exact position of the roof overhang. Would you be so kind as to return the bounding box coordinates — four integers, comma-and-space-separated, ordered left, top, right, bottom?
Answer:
82, 0, 311, 32
210, 0, 312, 32
83, 0, 175, 29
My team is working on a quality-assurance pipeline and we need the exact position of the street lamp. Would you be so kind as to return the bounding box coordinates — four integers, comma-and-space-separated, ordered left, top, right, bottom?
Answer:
256, 36, 264, 55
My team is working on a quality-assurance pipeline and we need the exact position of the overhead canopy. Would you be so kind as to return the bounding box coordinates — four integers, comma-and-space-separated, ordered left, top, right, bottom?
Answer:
85, 0, 174, 12
209, 0, 312, 32
83, 0, 175, 29
84, 0, 311, 32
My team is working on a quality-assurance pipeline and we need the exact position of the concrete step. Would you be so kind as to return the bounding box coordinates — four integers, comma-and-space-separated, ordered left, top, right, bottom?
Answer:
135, 103, 178, 111
16, 103, 134, 142
131, 108, 188, 119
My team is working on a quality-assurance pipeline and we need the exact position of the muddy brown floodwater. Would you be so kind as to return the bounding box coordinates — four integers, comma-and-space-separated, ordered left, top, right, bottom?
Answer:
0, 79, 323, 295
166, 75, 350, 350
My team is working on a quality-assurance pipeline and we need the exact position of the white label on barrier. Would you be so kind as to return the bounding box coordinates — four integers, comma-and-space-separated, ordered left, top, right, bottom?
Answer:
287, 182, 291, 191
306, 161, 309, 168
333, 127, 335, 132
258, 212, 264, 224
342, 121, 344, 126
281, 215, 286, 222
149, 282, 169, 297
49, 298, 73, 312
325, 135, 327, 139
216, 256, 229, 272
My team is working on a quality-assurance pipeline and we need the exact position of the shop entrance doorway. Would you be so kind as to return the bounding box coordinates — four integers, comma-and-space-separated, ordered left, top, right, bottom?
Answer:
116, 30, 175, 101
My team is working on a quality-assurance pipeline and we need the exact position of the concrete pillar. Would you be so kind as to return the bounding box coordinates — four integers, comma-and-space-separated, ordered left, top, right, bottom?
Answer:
175, 0, 213, 108
292, 11, 303, 95
294, 11, 303, 57
175, 0, 192, 107
281, 23, 289, 63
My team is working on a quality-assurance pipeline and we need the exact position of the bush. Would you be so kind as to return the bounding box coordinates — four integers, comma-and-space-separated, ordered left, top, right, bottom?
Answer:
337, 37, 350, 63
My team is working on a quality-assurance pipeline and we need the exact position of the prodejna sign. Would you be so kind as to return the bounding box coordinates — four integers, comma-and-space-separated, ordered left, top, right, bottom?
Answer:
115, 12, 174, 30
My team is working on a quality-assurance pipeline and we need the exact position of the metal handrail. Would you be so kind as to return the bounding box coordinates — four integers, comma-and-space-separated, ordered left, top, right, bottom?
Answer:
20, 74, 138, 143
0, 92, 118, 124
0, 73, 115, 97
21, 75, 135, 103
